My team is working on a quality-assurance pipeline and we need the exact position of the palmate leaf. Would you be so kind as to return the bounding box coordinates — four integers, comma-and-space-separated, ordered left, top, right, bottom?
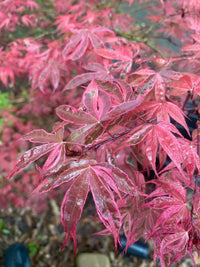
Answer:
136, 100, 189, 134
153, 225, 189, 267
161, 230, 189, 254
128, 64, 178, 99
56, 81, 111, 142
96, 80, 132, 103
182, 34, 200, 58
61, 170, 89, 251
82, 80, 111, 121
30, 41, 67, 93
64, 63, 113, 90
32, 159, 91, 194
156, 204, 190, 228
107, 99, 143, 118
152, 122, 184, 175
31, 158, 140, 250
44, 159, 135, 249
0, 47, 23, 87
169, 73, 200, 97
145, 177, 189, 228
94, 46, 134, 73
57, 80, 143, 143
128, 68, 156, 87
32, 59, 65, 92
94, 47, 133, 62
89, 167, 121, 248
5, 143, 58, 180
176, 138, 200, 180
56, 105, 97, 125
126, 121, 184, 176
123, 121, 184, 175
23, 128, 63, 143
5, 128, 65, 180
151, 224, 190, 267
0, 66, 15, 87
93, 164, 140, 196
62, 27, 113, 61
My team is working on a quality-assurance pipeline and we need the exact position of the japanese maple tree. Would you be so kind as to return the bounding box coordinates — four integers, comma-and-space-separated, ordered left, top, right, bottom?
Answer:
2, 0, 200, 266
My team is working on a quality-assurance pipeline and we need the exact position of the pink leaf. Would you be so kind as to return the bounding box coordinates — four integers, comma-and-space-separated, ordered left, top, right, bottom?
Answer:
155, 122, 184, 174
61, 170, 89, 250
83, 80, 111, 121
6, 143, 58, 180
108, 99, 143, 118
56, 105, 97, 124
90, 167, 121, 248
23, 128, 63, 143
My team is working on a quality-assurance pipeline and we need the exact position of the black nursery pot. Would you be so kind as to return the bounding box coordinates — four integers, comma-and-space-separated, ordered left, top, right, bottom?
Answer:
5, 242, 31, 267
118, 235, 149, 259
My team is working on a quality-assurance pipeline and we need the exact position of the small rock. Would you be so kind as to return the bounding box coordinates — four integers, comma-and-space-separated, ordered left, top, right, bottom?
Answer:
76, 252, 110, 267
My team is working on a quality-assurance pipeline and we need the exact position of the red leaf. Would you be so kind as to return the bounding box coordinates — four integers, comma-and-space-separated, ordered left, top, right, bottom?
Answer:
23, 128, 63, 143
41, 144, 65, 173
61, 170, 89, 251
145, 127, 158, 175
30, 42, 67, 92
107, 99, 143, 118
156, 205, 190, 228
6, 143, 58, 180
160, 229, 189, 257
177, 138, 200, 179
169, 73, 200, 97
111, 166, 140, 195
64, 63, 113, 90
154, 74, 166, 102
51, 159, 91, 188
162, 102, 189, 135
155, 122, 184, 174
0, 66, 15, 87
83, 80, 111, 121
89, 167, 121, 248
97, 80, 132, 103
136, 101, 189, 134
95, 47, 133, 61
62, 28, 112, 60
6, 128, 65, 180
56, 105, 97, 124
124, 124, 153, 145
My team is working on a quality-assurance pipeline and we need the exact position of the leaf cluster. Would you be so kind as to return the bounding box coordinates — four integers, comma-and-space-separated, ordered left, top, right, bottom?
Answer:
2, 0, 200, 266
